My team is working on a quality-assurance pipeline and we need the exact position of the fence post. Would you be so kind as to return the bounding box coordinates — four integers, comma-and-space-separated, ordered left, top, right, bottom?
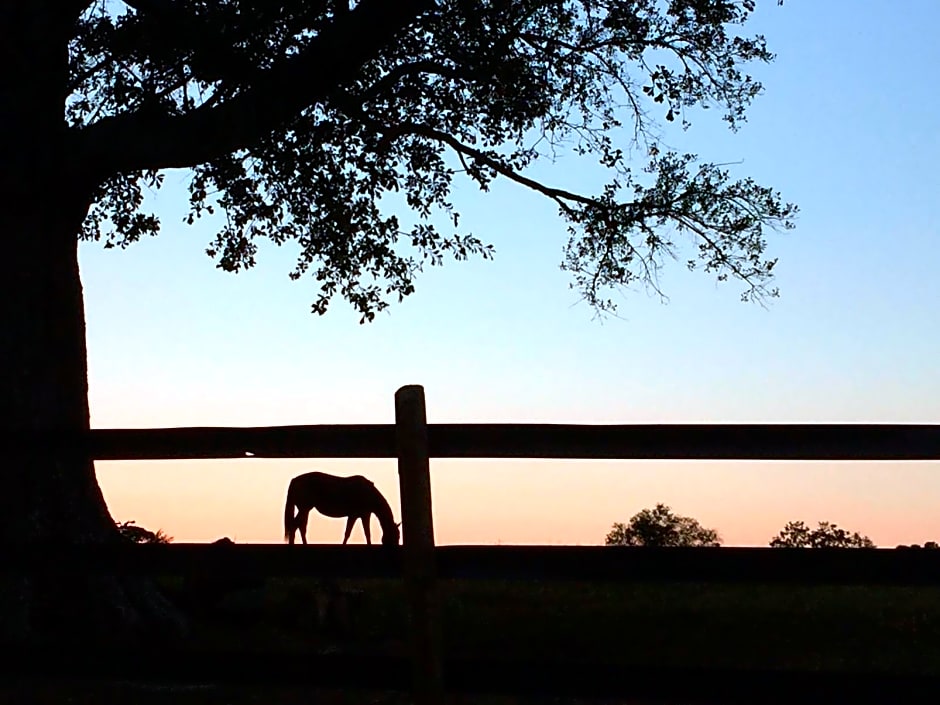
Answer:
394, 384, 444, 705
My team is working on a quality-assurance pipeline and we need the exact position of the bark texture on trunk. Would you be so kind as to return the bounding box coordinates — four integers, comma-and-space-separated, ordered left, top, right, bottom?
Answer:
0, 3, 188, 645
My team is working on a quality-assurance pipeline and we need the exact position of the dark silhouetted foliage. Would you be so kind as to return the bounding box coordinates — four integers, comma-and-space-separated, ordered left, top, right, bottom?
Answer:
769, 521, 875, 548
72, 0, 796, 320
606, 503, 721, 547
116, 520, 172, 544
896, 541, 939, 549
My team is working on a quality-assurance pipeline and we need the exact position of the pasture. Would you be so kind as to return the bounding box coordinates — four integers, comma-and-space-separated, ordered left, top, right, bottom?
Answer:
167, 577, 940, 674
0, 577, 940, 705
7, 576, 939, 703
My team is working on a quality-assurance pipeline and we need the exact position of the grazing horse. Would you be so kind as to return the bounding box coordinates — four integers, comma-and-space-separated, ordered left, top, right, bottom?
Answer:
283, 471, 401, 546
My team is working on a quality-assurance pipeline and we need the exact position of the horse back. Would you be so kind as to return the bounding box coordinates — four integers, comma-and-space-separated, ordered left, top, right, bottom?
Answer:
292, 471, 379, 517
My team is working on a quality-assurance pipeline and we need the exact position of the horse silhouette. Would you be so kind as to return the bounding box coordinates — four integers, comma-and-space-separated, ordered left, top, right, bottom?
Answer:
283, 471, 401, 546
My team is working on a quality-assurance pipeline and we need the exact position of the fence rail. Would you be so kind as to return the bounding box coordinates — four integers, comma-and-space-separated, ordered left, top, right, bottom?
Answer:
7, 422, 940, 460
5, 385, 940, 704
4, 543, 940, 585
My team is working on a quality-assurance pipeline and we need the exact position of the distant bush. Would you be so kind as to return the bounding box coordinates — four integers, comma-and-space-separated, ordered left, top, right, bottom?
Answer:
896, 541, 939, 549
770, 520, 874, 548
117, 520, 172, 544
606, 503, 721, 547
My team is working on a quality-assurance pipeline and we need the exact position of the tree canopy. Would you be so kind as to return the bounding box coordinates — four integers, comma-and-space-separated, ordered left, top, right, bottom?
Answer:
606, 503, 721, 547
71, 0, 796, 322
769, 520, 875, 548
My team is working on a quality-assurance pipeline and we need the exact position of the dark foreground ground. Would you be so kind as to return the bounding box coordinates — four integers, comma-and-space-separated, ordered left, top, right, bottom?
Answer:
4, 578, 939, 703
0, 683, 665, 705
169, 578, 940, 674
1, 683, 621, 705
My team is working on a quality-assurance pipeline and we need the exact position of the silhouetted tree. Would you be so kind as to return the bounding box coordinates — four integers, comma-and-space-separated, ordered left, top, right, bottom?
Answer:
606, 503, 721, 547
3, 1, 794, 641
769, 521, 875, 548
116, 520, 172, 544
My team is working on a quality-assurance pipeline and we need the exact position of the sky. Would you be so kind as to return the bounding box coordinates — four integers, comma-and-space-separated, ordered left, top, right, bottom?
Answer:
82, 1, 940, 547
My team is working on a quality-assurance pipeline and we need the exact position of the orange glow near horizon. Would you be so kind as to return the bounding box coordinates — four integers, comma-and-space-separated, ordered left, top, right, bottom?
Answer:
96, 457, 940, 548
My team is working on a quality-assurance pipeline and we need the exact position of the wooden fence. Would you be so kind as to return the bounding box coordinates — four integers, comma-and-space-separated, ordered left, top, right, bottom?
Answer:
4, 384, 940, 704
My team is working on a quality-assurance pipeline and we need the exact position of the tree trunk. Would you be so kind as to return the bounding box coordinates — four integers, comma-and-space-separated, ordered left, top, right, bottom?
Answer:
0, 201, 190, 646
0, 4, 188, 646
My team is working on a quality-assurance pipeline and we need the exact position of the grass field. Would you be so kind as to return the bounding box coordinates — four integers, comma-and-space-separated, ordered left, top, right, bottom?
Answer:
0, 682, 627, 705
162, 577, 940, 674
5, 578, 938, 703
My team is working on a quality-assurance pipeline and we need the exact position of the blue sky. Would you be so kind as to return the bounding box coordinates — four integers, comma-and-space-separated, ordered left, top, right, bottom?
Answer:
83, 1, 940, 546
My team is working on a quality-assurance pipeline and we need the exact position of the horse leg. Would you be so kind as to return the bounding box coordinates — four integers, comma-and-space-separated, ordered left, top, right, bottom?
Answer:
343, 516, 355, 544
362, 515, 372, 545
298, 509, 310, 545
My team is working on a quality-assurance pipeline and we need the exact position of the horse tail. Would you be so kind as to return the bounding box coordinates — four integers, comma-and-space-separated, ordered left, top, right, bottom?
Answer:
283, 479, 297, 542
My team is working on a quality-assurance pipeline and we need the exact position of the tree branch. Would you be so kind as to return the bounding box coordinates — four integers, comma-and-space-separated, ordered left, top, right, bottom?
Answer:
354, 112, 592, 215
76, 0, 435, 177
119, 0, 172, 12
63, 0, 95, 20
423, 125, 589, 213
356, 59, 476, 104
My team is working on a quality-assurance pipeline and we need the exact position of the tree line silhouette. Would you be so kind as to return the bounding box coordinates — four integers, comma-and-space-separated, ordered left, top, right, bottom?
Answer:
605, 503, 938, 549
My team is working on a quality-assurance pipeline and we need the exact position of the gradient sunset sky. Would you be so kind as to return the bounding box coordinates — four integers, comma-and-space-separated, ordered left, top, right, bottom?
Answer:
82, 1, 939, 547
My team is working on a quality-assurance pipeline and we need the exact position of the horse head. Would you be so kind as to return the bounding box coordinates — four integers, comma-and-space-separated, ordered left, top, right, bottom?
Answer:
383, 521, 401, 546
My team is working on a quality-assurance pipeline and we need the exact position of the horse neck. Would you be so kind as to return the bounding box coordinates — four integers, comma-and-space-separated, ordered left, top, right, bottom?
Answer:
370, 492, 396, 532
